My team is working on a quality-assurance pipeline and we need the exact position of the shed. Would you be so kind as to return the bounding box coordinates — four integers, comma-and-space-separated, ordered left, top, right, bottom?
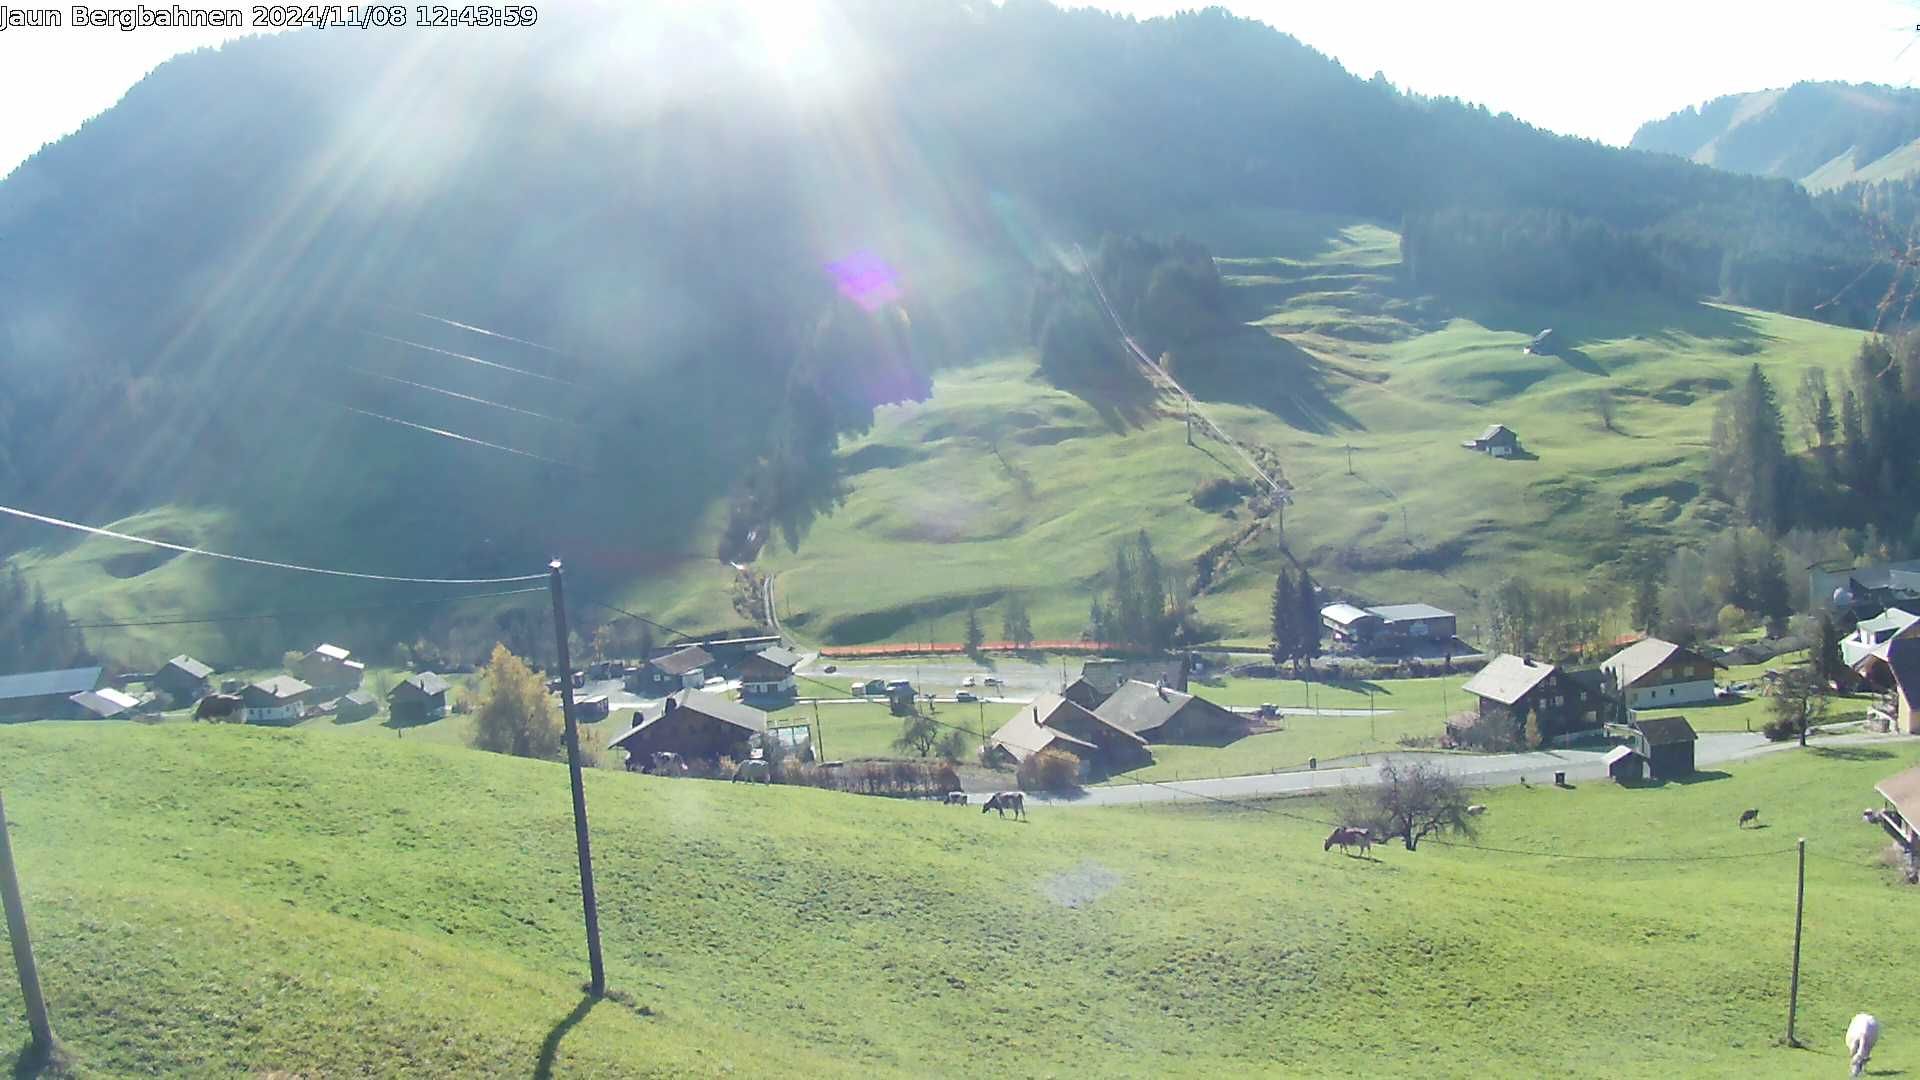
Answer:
388, 672, 450, 724
1604, 745, 1647, 784
68, 687, 141, 720
1320, 603, 1383, 647
575, 694, 611, 722
1462, 424, 1521, 457
334, 690, 379, 723
150, 655, 214, 701
1631, 716, 1696, 779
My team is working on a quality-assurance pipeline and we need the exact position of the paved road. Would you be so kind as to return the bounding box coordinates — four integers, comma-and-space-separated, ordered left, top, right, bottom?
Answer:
1020, 731, 1914, 808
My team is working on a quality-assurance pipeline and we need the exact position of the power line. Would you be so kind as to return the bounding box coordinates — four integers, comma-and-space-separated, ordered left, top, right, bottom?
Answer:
336, 404, 584, 469
71, 587, 546, 629
360, 331, 578, 387
346, 367, 567, 423
408, 310, 569, 356
0, 504, 550, 585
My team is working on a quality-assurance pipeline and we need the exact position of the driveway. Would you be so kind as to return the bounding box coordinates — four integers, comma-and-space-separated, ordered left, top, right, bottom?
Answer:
1025, 731, 1914, 808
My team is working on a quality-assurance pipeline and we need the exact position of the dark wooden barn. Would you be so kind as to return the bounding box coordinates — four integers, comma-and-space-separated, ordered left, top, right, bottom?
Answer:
1632, 716, 1696, 780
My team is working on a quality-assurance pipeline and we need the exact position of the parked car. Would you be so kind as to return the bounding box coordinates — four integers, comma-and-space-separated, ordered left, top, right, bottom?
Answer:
823, 664, 837, 674
1257, 703, 1280, 718
983, 676, 1003, 687
955, 691, 977, 703
961, 676, 976, 687
865, 679, 888, 694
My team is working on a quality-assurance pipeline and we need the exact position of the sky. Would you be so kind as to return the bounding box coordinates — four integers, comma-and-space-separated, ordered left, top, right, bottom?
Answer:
0, 0, 1918, 178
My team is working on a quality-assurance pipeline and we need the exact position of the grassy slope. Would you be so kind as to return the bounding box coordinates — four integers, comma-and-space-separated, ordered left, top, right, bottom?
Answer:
767, 212, 1866, 648
1, 722, 1917, 1077
10, 212, 1871, 661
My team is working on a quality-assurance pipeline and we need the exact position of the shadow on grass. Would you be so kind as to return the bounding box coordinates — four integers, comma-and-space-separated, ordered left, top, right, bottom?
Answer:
533, 995, 598, 1080
1173, 328, 1362, 434
1810, 745, 1898, 762
1555, 347, 1606, 377
1053, 364, 1161, 434
9, 1039, 68, 1080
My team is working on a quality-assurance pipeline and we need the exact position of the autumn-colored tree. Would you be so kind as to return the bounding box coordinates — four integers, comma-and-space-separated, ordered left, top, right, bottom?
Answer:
469, 643, 562, 760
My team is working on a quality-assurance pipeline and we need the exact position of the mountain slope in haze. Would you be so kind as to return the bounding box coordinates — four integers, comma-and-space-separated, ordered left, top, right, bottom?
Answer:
0, 2, 1893, 664
1632, 81, 1920, 190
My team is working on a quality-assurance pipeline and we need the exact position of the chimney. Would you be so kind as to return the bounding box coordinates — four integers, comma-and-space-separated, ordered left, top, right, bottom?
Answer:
663, 696, 677, 715
1523, 656, 1535, 667
1156, 675, 1168, 700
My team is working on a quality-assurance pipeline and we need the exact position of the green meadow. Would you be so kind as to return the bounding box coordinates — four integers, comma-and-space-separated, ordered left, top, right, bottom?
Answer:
0, 722, 1915, 1077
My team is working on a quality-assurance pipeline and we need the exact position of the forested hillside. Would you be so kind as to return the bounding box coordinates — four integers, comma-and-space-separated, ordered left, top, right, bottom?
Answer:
0, 1, 1907, 661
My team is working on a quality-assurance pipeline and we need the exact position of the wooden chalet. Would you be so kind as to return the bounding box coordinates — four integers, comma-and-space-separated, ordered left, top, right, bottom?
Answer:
608, 690, 767, 763
388, 672, 450, 725
1601, 637, 1717, 709
739, 645, 801, 699
150, 655, 214, 701
1459, 654, 1603, 741
627, 645, 714, 694
988, 692, 1152, 776
296, 644, 365, 690
1092, 679, 1243, 745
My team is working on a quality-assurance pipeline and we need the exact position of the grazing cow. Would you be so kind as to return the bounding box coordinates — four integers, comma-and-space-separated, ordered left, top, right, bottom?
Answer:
1323, 826, 1372, 855
1847, 1012, 1879, 1078
193, 693, 243, 722
982, 791, 1026, 819
732, 759, 771, 784
944, 791, 968, 806
1738, 808, 1761, 829
643, 751, 688, 776
1466, 804, 1487, 816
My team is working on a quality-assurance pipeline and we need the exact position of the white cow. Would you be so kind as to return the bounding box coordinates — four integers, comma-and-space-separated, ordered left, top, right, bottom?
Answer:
1847, 1013, 1879, 1078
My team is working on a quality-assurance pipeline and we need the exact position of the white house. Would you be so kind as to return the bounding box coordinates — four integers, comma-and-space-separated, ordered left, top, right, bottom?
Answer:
241, 675, 313, 724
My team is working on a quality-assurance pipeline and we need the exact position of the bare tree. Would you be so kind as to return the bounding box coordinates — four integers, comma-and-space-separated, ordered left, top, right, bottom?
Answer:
1364, 761, 1476, 851
1766, 664, 1831, 748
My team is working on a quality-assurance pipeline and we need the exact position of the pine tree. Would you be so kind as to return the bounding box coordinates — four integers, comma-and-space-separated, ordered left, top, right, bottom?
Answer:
1296, 571, 1322, 670
1752, 546, 1791, 633
1001, 592, 1032, 649
1135, 531, 1169, 651
1270, 569, 1298, 669
1631, 576, 1661, 634
963, 605, 984, 656
1813, 613, 1844, 688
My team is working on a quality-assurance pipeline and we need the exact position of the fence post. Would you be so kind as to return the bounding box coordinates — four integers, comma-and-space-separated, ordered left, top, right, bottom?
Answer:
0, 793, 55, 1056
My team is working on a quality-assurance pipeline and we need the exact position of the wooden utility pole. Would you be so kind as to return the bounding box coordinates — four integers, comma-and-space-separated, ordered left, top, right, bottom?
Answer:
1344, 443, 1355, 475
1785, 837, 1806, 1047
0, 792, 55, 1056
548, 560, 606, 998
811, 698, 825, 760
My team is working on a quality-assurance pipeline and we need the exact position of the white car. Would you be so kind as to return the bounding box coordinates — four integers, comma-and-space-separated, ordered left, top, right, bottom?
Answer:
961, 676, 976, 687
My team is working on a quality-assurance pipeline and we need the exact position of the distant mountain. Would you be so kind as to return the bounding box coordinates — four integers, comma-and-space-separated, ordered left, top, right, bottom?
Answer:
1632, 81, 1920, 190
